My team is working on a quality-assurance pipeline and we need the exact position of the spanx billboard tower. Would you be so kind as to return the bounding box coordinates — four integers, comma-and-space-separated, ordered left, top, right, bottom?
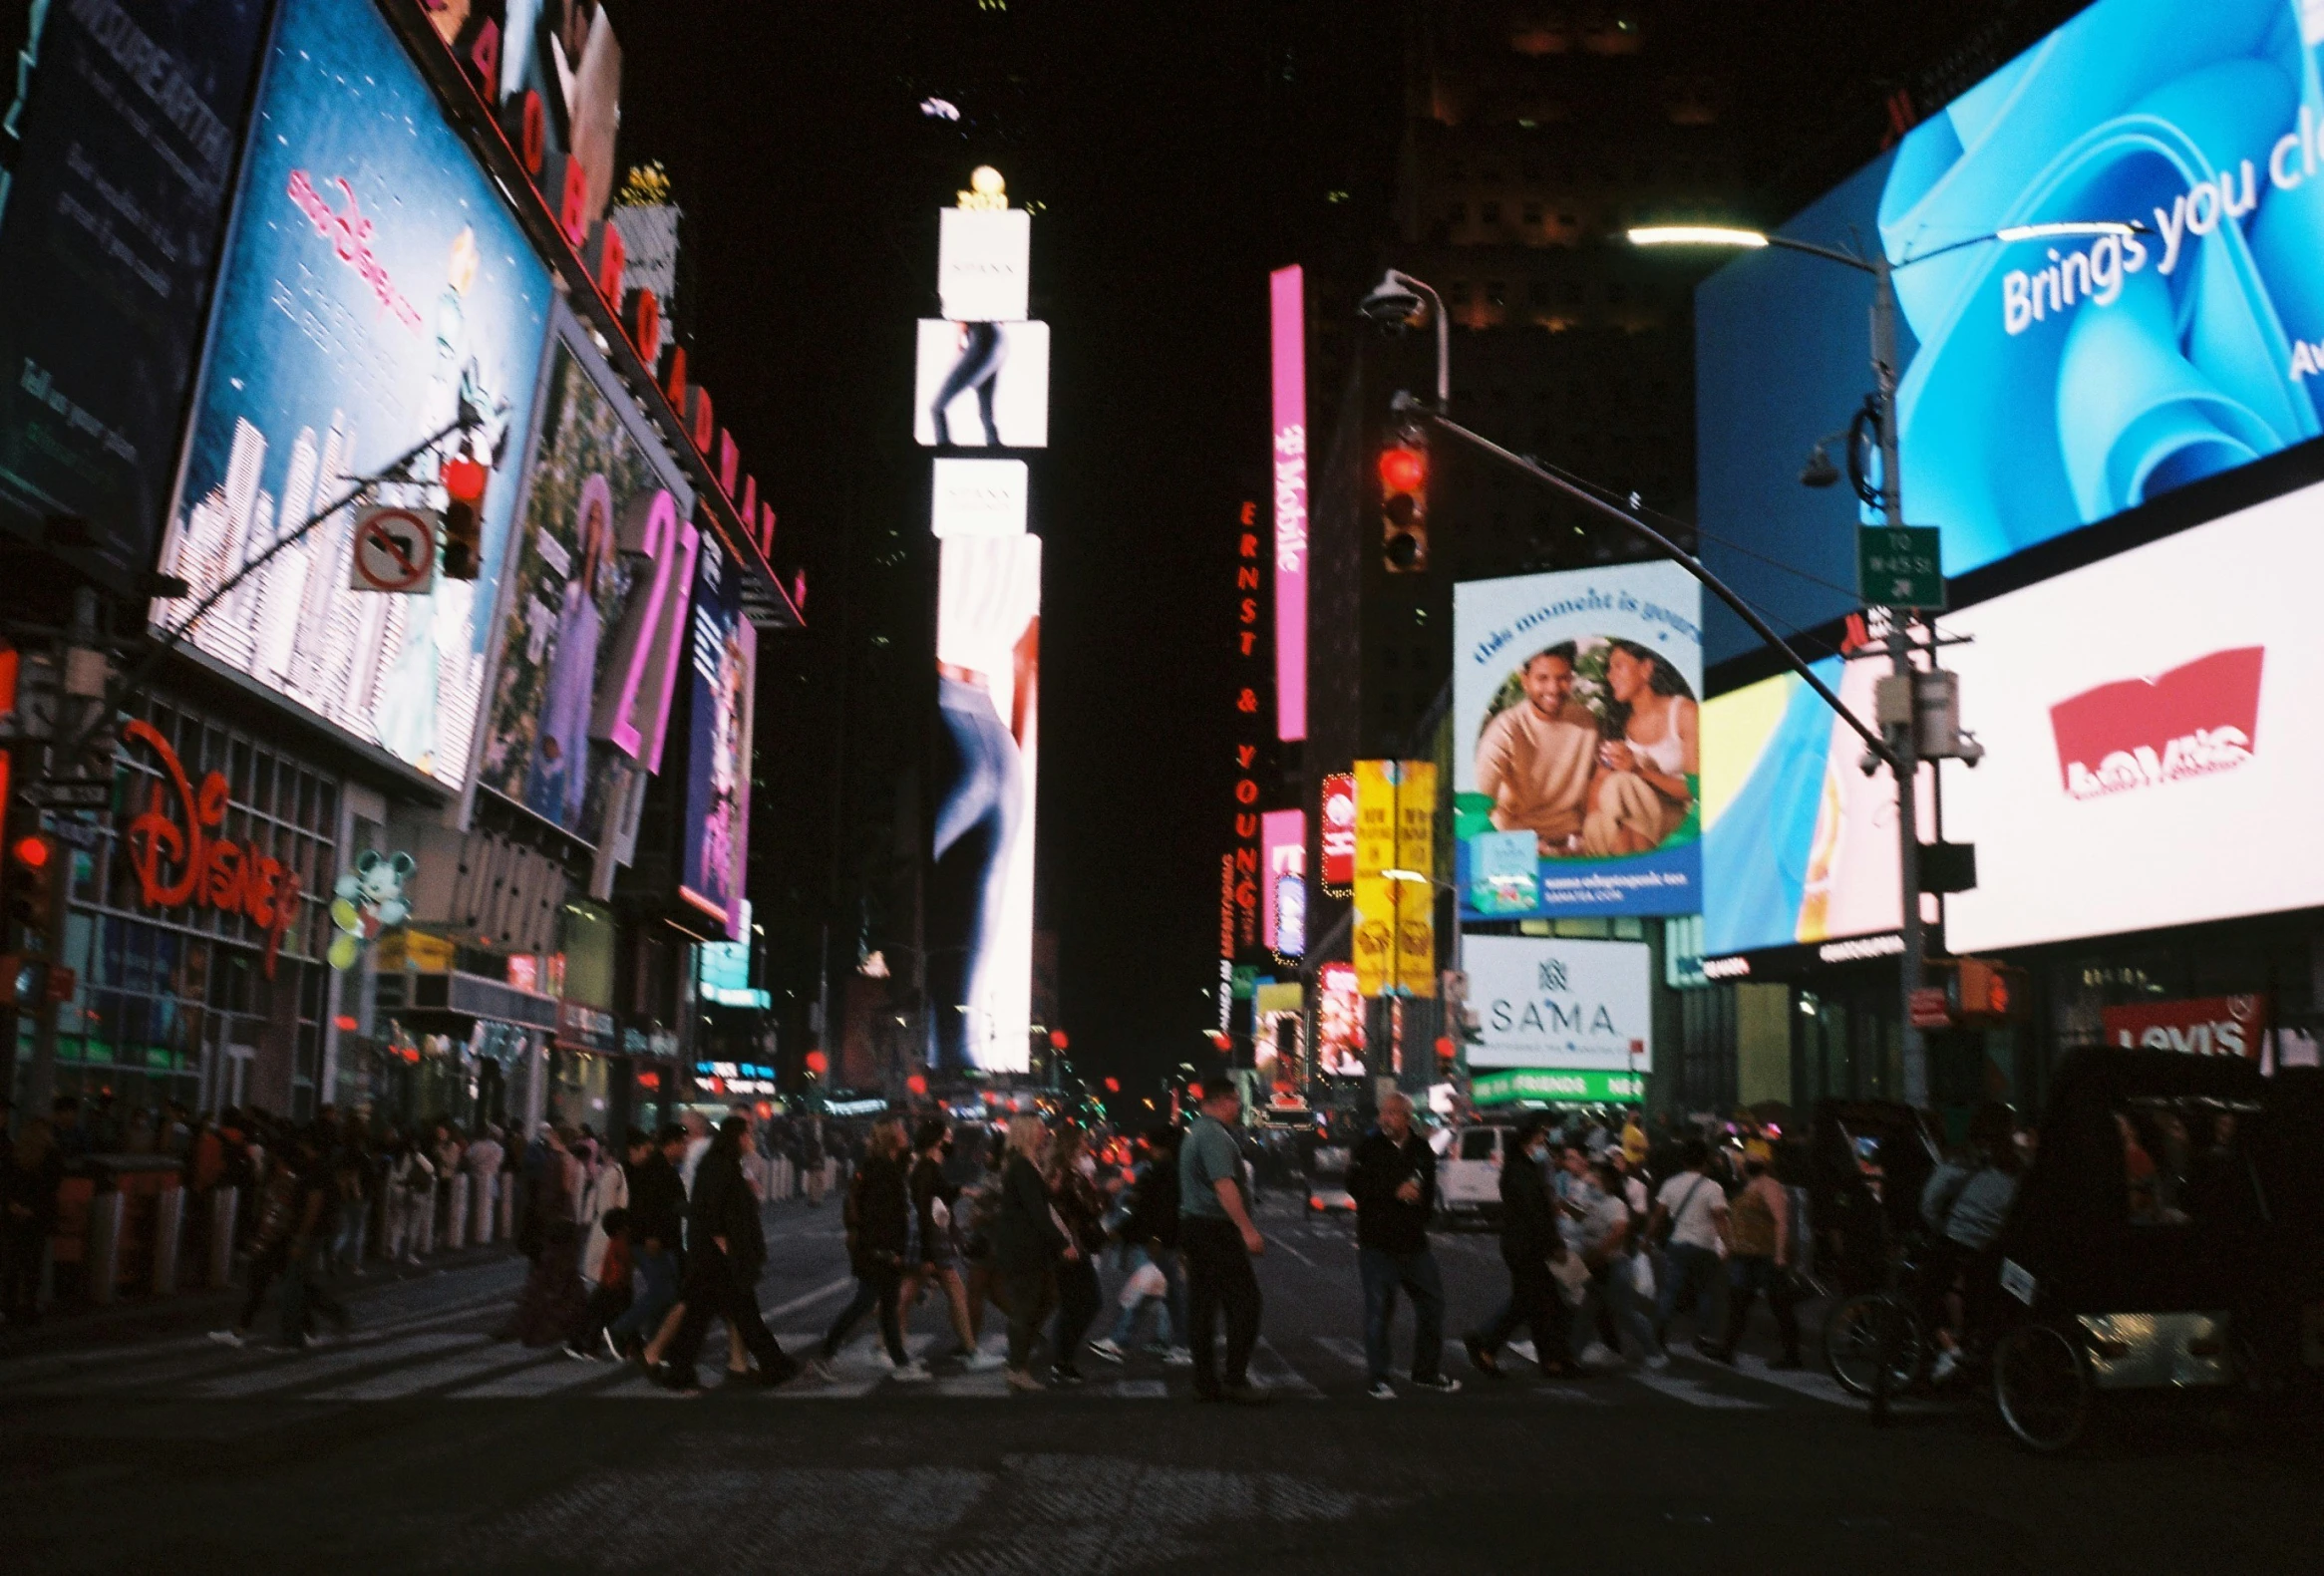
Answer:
921, 167, 1050, 1075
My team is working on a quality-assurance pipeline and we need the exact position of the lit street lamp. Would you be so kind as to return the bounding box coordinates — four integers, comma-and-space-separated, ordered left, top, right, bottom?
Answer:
1628, 217, 2135, 1106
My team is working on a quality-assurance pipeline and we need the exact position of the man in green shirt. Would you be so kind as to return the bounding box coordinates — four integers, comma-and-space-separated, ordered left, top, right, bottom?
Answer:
1177, 1078, 1267, 1404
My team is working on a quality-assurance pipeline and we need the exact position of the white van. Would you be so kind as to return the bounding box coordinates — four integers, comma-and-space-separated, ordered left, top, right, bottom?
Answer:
1433, 1124, 1511, 1224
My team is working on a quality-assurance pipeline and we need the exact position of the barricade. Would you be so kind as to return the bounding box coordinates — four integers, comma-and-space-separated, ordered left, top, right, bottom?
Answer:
472, 1174, 496, 1246
152, 1184, 183, 1296
85, 1189, 125, 1307
208, 1186, 239, 1288
498, 1172, 516, 1239
444, 1174, 470, 1252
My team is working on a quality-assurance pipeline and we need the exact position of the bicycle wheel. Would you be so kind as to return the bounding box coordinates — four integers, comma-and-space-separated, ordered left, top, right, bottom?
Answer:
1994, 1322, 2092, 1453
1825, 1293, 1926, 1399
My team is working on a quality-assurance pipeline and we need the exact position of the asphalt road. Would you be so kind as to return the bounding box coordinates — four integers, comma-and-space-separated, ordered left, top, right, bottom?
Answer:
2, 1192, 2316, 1574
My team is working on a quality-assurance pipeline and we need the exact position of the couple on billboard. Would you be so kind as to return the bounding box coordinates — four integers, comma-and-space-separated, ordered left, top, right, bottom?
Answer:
1475, 638, 1698, 859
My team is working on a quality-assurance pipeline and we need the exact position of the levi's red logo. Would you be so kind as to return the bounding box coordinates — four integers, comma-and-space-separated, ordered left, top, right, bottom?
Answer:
2048, 647, 2263, 801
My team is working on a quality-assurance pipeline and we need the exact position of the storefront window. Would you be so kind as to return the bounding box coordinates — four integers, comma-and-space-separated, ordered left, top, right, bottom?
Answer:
42, 695, 338, 1120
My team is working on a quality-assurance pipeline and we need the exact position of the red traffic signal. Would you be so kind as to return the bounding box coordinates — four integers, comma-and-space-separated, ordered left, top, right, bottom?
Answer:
1378, 446, 1427, 493
905, 1074, 928, 1097
804, 1049, 830, 1077
1380, 434, 1429, 573
12, 833, 51, 870
1049, 1029, 1069, 1050
440, 456, 489, 580
1103, 1077, 1121, 1094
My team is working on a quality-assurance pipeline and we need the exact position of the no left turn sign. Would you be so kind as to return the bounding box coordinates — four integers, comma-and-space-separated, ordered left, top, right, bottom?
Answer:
350, 504, 440, 593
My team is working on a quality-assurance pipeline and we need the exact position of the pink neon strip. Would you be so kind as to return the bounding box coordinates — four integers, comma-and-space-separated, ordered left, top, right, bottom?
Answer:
1270, 265, 1308, 743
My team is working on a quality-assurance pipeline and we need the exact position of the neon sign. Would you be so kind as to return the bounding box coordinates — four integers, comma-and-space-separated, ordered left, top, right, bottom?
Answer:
122, 721, 302, 977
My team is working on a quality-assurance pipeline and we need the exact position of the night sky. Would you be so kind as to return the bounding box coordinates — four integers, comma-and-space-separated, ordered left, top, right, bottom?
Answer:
609, 1, 1401, 1098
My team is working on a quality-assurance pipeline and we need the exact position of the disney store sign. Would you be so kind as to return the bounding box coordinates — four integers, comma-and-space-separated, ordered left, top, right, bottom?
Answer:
121, 720, 302, 977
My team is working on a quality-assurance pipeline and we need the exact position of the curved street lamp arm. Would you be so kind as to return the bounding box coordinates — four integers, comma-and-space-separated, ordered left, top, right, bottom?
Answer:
1393, 392, 1895, 771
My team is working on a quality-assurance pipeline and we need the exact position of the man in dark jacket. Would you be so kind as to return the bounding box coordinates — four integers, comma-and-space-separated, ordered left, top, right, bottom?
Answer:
1346, 1092, 1459, 1398
1464, 1116, 1574, 1378
602, 1127, 684, 1359
653, 1118, 798, 1393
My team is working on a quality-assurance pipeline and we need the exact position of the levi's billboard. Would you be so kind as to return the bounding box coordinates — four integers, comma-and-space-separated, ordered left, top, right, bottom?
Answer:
1942, 477, 2324, 952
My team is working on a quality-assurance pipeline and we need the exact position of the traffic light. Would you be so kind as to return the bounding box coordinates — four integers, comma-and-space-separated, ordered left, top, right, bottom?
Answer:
6, 813, 56, 954
1949, 957, 2026, 1028
1379, 430, 1428, 572
441, 456, 489, 579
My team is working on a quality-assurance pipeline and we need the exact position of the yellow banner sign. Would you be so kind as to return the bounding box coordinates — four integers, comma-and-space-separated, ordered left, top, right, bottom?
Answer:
1351, 761, 1439, 998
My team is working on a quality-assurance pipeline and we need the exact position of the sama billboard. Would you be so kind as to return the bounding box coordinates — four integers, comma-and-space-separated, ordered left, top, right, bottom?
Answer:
1698, 0, 2324, 663
157, 0, 554, 789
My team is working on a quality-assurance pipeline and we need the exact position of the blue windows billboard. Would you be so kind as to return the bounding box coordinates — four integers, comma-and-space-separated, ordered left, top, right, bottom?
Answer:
1698, 0, 2324, 663
157, 0, 554, 789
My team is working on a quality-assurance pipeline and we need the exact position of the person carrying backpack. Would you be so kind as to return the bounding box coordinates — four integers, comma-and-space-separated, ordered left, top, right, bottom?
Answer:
1648, 1137, 1729, 1354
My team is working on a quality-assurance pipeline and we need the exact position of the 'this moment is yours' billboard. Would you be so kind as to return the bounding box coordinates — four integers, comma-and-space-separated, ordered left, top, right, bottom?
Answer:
1453, 564, 1703, 919
1698, 0, 2324, 661
159, 0, 553, 788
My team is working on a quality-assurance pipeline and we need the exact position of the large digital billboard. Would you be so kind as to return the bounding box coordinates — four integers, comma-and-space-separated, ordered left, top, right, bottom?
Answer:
937, 208, 1030, 322
678, 528, 756, 939
1453, 564, 1703, 918
1699, 655, 1935, 959
158, 0, 554, 790
1697, 0, 2324, 663
913, 321, 1049, 449
475, 312, 697, 846
1942, 480, 2324, 952
1464, 936, 1653, 1075
0, 0, 271, 588
929, 529, 1041, 1074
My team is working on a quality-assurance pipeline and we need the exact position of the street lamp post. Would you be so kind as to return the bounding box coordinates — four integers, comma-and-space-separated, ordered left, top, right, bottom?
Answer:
1630, 219, 2134, 1108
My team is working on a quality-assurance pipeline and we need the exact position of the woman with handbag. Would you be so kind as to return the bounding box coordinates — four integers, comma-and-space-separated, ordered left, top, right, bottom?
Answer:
1707, 1146, 1800, 1368
1046, 1126, 1108, 1385
992, 1114, 1070, 1392
901, 1118, 1003, 1371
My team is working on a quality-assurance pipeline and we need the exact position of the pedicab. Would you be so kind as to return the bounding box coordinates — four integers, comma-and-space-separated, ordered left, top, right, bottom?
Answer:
1983, 1047, 2317, 1450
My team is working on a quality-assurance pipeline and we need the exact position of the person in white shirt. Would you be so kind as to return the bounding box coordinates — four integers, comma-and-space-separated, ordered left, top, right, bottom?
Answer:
1649, 1138, 1730, 1354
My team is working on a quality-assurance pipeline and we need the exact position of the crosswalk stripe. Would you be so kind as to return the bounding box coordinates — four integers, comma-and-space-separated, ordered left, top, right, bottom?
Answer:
1247, 1337, 1323, 1398
1629, 1368, 1768, 1410
311, 1343, 543, 1402
452, 1357, 628, 1399
1671, 1347, 1849, 1407
190, 1332, 486, 1398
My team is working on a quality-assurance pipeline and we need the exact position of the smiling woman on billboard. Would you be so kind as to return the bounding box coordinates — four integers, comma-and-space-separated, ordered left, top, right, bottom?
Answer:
1455, 564, 1704, 920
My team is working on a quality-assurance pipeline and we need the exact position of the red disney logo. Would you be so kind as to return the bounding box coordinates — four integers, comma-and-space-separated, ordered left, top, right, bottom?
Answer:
122, 721, 302, 978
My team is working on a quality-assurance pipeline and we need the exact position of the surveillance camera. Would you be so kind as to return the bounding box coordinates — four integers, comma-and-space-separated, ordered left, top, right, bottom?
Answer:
1859, 749, 1881, 778
1359, 271, 1426, 328
1958, 733, 1986, 768
1800, 443, 1840, 489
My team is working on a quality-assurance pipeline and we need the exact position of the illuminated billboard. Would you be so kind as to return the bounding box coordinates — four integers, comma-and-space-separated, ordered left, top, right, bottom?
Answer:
929, 529, 1041, 1073
0, 0, 270, 588
486, 0, 625, 230
475, 312, 697, 847
930, 458, 1029, 538
158, 0, 554, 790
1271, 264, 1308, 742
914, 321, 1050, 449
1465, 936, 1653, 1075
678, 528, 756, 939
1698, 0, 2324, 662
1260, 808, 1305, 958
1452, 564, 1704, 919
1317, 961, 1364, 1078
937, 208, 1031, 322
1942, 480, 2324, 952
1352, 761, 1435, 999
1700, 654, 1933, 960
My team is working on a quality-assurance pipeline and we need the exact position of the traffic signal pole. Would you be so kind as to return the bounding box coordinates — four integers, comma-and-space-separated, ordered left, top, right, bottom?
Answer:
1869, 257, 1930, 1110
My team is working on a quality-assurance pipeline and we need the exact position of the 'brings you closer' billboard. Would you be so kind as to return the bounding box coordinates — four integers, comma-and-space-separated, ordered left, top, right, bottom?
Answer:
1698, 0, 2324, 661
1453, 564, 1703, 919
